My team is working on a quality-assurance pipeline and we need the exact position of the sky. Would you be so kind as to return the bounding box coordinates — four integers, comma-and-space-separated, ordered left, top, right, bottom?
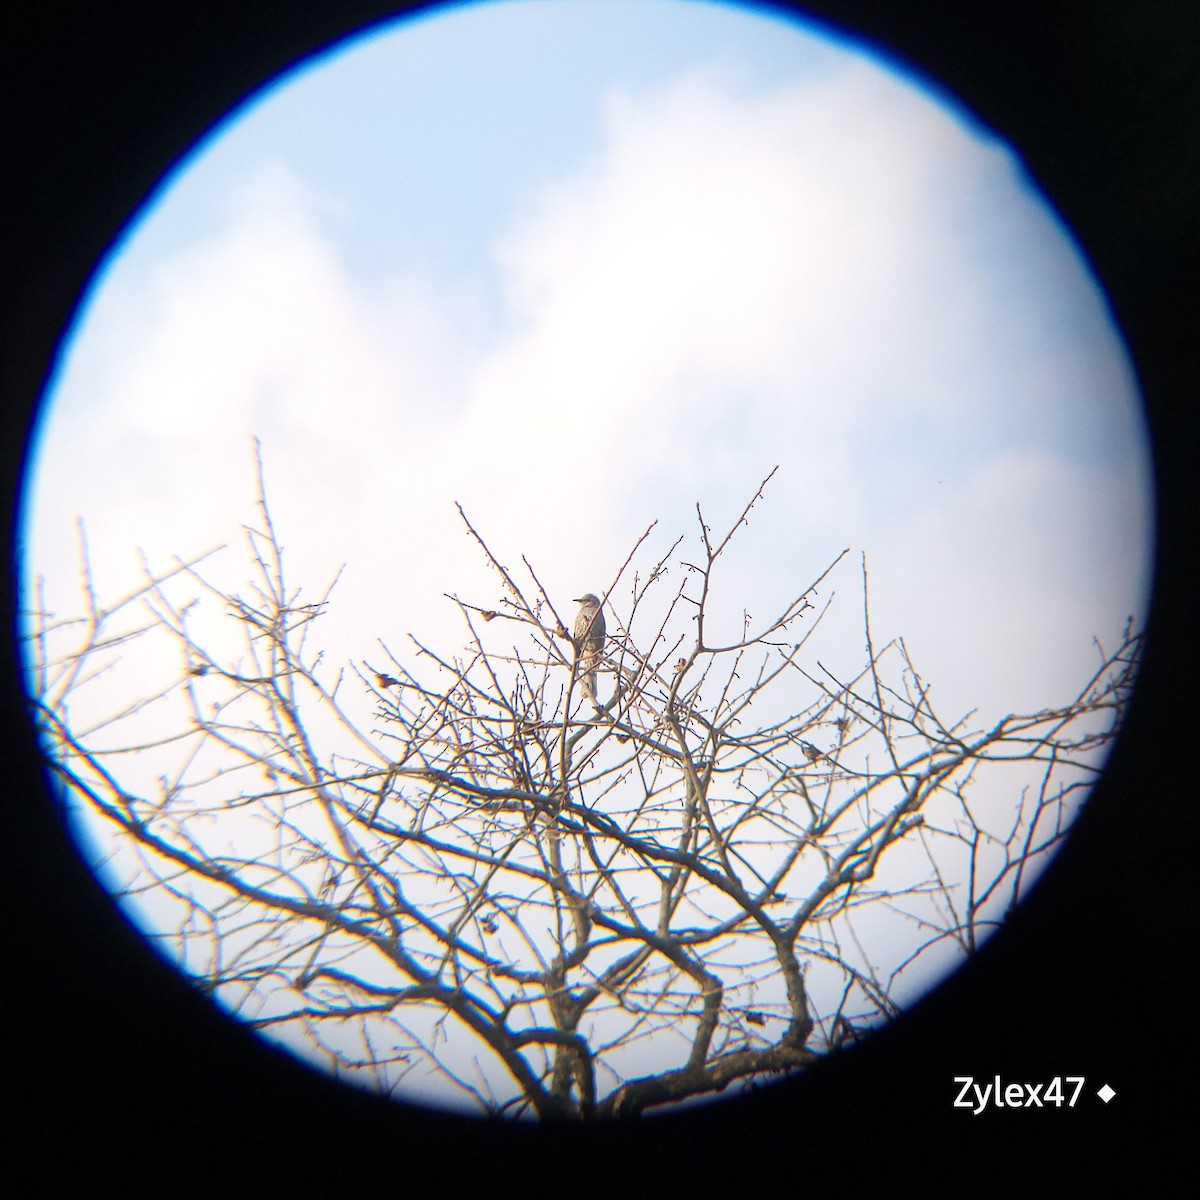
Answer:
19, 0, 1154, 1099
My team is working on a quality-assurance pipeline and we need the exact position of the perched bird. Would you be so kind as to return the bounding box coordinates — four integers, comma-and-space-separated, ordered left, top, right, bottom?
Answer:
572, 593, 606, 700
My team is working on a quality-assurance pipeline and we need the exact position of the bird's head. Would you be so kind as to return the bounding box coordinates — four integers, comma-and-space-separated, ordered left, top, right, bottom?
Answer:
574, 593, 601, 606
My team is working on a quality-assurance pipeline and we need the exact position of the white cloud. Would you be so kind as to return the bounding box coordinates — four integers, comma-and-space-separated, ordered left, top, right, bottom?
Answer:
26, 51, 1151, 732
869, 449, 1151, 716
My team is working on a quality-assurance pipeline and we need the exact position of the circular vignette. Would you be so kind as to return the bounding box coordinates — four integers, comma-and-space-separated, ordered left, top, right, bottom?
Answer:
7, 0, 1190, 1180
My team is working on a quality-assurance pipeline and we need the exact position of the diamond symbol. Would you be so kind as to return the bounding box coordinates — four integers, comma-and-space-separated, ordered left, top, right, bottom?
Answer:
1097, 1083, 1115, 1103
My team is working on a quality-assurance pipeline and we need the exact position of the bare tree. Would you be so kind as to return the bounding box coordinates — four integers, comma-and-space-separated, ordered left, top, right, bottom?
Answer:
24, 455, 1141, 1119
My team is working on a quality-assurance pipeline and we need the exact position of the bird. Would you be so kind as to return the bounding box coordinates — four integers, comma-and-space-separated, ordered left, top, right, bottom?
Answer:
800, 741, 823, 763
572, 593, 606, 701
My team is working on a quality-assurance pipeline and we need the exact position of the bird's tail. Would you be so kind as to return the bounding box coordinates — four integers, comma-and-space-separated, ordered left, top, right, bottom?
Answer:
580, 649, 600, 701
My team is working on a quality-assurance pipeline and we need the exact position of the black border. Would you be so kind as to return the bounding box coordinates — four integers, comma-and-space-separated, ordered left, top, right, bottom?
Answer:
3, 1, 1194, 1187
